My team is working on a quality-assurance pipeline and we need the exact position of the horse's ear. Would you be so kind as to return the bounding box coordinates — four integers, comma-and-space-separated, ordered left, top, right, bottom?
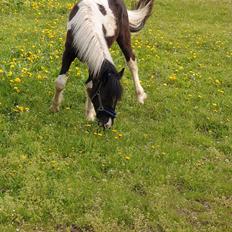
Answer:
118, 68, 125, 79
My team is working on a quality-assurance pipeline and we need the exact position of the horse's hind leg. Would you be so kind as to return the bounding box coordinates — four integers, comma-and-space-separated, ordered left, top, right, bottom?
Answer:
50, 44, 75, 112
117, 30, 147, 104
127, 58, 147, 104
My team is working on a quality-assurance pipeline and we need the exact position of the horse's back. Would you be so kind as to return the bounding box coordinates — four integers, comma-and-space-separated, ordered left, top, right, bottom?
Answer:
69, 0, 120, 36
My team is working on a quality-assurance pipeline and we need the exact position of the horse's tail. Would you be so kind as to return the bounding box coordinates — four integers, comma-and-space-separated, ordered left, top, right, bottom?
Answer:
128, 0, 154, 33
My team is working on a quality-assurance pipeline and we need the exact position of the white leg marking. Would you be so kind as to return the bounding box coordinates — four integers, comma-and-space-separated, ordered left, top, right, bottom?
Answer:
85, 89, 96, 121
127, 58, 147, 104
50, 74, 68, 112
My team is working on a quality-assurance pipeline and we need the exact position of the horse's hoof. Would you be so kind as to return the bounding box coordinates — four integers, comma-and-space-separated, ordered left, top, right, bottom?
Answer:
137, 92, 147, 104
50, 105, 60, 113
86, 112, 96, 121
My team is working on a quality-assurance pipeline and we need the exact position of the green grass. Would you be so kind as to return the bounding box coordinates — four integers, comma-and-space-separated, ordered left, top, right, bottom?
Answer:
0, 0, 232, 231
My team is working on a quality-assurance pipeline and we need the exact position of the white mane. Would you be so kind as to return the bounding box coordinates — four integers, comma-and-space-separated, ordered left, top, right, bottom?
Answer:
68, 0, 116, 77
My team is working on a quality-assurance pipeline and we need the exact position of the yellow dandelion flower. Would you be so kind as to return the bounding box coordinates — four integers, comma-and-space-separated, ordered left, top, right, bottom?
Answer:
217, 89, 224, 94
14, 77, 21, 83
13, 105, 30, 113
15, 106, 23, 112
8, 71, 13, 77
169, 74, 177, 81
125, 156, 131, 160
67, 3, 73, 10
37, 75, 44, 80
10, 64, 15, 69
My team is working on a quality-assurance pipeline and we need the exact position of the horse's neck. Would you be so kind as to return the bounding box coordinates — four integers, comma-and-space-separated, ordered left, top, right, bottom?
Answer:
70, 0, 114, 77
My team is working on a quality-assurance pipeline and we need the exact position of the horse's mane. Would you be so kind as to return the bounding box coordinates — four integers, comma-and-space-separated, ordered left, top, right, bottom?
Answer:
68, 0, 114, 77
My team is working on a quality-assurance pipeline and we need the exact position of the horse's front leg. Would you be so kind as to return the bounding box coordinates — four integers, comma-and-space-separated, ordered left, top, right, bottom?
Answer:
85, 80, 96, 121
50, 74, 67, 112
50, 40, 75, 112
117, 31, 147, 104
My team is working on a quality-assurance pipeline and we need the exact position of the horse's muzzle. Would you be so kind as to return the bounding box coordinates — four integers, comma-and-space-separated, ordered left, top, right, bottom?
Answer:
98, 117, 113, 129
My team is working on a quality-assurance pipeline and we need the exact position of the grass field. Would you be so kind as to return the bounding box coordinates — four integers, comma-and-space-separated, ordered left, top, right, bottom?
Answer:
0, 0, 232, 231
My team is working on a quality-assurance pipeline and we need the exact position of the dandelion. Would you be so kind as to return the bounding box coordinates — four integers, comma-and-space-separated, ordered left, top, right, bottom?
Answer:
169, 74, 177, 81
192, 53, 197, 59
217, 89, 224, 94
8, 71, 13, 77
37, 75, 46, 80
67, 3, 74, 10
14, 77, 22, 83
13, 105, 30, 113
118, 133, 123, 138
125, 156, 131, 160
10, 64, 15, 69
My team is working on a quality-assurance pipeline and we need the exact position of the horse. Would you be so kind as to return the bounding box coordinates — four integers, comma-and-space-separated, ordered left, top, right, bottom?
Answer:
50, 0, 154, 128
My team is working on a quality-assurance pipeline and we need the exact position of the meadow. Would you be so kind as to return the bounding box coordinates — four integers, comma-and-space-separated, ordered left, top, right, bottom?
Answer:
0, 0, 232, 231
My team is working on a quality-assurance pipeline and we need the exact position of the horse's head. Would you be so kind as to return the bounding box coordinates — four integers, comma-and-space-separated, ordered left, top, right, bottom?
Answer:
88, 67, 124, 129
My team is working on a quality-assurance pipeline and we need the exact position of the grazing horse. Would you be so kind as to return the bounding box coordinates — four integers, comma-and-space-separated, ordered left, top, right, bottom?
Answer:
50, 0, 154, 128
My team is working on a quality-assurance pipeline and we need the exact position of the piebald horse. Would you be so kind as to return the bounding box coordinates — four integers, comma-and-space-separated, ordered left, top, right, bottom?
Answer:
50, 0, 154, 128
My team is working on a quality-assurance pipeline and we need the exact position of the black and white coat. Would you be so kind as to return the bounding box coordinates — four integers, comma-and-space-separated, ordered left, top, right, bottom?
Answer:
51, 0, 154, 128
